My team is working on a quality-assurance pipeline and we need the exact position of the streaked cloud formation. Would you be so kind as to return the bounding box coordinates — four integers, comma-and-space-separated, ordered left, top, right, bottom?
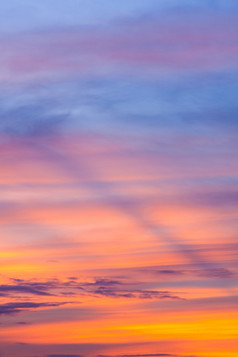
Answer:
0, 1, 238, 357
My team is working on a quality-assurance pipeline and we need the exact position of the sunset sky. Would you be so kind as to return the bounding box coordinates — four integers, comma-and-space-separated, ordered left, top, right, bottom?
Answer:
0, 1, 238, 357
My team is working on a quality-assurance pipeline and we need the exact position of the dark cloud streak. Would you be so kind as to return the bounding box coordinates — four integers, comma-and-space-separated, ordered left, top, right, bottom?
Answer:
0, 301, 66, 315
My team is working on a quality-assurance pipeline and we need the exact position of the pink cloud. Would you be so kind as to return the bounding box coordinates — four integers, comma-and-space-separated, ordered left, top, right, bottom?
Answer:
1, 14, 238, 85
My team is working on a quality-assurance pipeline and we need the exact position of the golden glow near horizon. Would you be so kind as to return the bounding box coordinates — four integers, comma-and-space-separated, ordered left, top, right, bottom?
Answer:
0, 134, 237, 357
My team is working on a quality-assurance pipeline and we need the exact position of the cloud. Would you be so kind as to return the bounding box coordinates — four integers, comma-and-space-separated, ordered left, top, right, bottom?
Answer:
139, 265, 235, 280
0, 104, 67, 138
97, 354, 199, 357
83, 279, 123, 287
46, 355, 83, 357
2, 276, 184, 302
1, 126, 234, 282
78, 278, 184, 300
74, 278, 184, 300
190, 190, 238, 208
197, 268, 234, 279
0, 284, 53, 296
97, 355, 175, 357
1, 6, 238, 87
0, 302, 66, 315
155, 270, 184, 275
90, 287, 183, 300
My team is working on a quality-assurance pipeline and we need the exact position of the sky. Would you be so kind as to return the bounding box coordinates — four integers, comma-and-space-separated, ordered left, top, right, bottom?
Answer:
0, 1, 238, 357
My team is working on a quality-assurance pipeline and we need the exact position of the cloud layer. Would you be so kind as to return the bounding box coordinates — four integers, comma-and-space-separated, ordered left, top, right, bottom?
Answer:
0, 1, 238, 357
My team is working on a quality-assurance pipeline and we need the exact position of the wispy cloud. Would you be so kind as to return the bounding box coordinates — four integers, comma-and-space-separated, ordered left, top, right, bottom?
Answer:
46, 355, 83, 357
2, 348, 206, 357
0, 284, 53, 296
1, 6, 238, 85
1, 277, 184, 301
0, 302, 66, 315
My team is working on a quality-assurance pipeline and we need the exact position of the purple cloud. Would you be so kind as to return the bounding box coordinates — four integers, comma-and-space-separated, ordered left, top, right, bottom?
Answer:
0, 302, 66, 315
